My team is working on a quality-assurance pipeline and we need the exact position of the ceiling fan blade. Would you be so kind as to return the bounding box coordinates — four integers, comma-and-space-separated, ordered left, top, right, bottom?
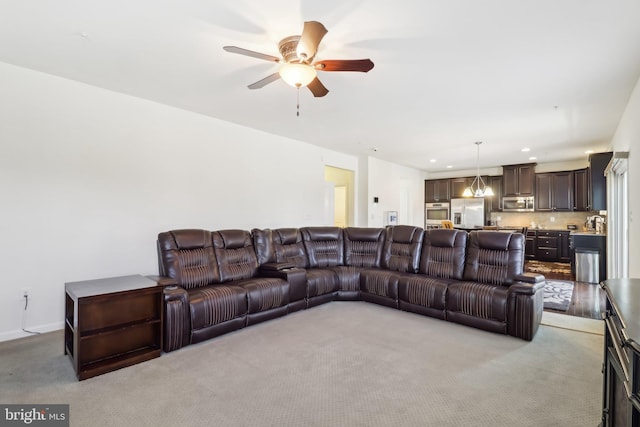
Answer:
297, 21, 328, 62
247, 72, 281, 89
307, 77, 329, 97
315, 59, 374, 72
223, 46, 281, 63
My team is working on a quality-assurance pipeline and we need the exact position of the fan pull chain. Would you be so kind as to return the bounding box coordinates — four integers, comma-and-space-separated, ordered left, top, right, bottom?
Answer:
296, 84, 301, 117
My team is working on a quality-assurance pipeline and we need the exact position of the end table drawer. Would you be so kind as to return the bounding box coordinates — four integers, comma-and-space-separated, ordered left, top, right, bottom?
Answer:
79, 322, 161, 366
78, 289, 161, 334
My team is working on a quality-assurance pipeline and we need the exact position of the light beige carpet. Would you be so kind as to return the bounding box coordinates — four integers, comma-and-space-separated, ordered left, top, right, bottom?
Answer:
1, 302, 603, 427
541, 310, 604, 335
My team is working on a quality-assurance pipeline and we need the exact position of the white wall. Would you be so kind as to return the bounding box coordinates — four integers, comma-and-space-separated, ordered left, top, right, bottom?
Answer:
367, 157, 426, 228
0, 62, 359, 340
610, 73, 640, 277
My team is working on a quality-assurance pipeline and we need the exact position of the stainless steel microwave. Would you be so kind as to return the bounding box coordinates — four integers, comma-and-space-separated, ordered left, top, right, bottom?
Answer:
503, 196, 535, 212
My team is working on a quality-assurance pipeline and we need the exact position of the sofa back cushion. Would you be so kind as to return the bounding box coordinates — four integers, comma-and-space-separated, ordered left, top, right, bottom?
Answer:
301, 227, 344, 268
419, 229, 467, 279
382, 225, 424, 273
251, 228, 276, 265
343, 227, 385, 268
463, 231, 525, 285
273, 228, 308, 268
212, 229, 259, 282
157, 229, 220, 289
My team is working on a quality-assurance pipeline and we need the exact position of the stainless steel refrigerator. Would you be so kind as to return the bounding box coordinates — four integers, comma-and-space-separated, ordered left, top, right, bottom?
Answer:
450, 198, 485, 229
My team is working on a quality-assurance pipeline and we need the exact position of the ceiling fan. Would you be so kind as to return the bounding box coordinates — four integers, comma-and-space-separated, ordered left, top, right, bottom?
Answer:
223, 21, 374, 98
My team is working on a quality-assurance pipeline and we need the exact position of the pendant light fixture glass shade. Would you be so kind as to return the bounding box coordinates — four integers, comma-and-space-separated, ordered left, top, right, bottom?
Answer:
463, 141, 493, 198
279, 63, 317, 87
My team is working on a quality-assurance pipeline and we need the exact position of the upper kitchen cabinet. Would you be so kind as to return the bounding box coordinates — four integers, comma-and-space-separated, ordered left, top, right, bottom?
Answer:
502, 163, 536, 197
573, 168, 589, 211
535, 171, 574, 212
485, 175, 503, 213
450, 177, 473, 199
425, 179, 451, 203
589, 152, 613, 211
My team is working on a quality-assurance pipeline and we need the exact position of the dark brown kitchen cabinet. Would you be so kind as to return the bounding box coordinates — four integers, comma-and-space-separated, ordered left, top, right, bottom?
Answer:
536, 230, 559, 260
485, 176, 503, 213
590, 152, 613, 211
503, 163, 536, 197
536, 171, 574, 212
525, 230, 536, 260
425, 179, 450, 203
574, 168, 590, 211
558, 231, 570, 262
450, 177, 473, 198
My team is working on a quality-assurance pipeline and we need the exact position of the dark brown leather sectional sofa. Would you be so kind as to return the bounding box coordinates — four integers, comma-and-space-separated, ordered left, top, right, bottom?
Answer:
155, 226, 545, 352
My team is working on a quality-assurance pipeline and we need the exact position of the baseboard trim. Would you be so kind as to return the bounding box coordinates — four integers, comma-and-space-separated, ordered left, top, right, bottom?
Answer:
0, 321, 64, 343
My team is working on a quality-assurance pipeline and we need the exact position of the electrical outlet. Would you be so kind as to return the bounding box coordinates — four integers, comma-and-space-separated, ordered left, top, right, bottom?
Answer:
550, 217, 555, 222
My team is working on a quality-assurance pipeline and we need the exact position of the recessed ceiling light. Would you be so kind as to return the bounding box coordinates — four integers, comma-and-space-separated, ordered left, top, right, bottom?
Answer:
446, 165, 453, 169
529, 156, 537, 160
429, 159, 437, 163
585, 150, 594, 154
521, 148, 530, 152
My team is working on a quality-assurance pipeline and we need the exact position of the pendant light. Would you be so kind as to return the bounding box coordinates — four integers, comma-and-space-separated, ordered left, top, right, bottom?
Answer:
463, 141, 494, 197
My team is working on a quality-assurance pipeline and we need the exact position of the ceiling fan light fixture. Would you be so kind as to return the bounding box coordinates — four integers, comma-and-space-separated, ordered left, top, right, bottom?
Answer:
279, 63, 317, 88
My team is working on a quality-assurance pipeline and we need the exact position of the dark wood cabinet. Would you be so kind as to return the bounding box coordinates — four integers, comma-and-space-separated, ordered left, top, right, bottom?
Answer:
590, 152, 613, 211
425, 179, 451, 203
485, 175, 503, 213
536, 173, 553, 211
65, 275, 163, 380
503, 163, 536, 197
536, 230, 558, 260
536, 171, 574, 212
600, 279, 640, 427
558, 231, 571, 262
450, 177, 473, 198
574, 168, 590, 211
533, 230, 570, 262
525, 230, 536, 260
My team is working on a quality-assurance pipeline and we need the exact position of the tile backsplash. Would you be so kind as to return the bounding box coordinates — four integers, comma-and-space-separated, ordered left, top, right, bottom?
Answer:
489, 211, 599, 231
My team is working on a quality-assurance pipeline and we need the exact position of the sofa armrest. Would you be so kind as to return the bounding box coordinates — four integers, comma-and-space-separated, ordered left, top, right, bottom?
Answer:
514, 272, 545, 284
259, 262, 296, 272
509, 280, 546, 295
507, 277, 545, 341
159, 283, 190, 352
259, 267, 307, 304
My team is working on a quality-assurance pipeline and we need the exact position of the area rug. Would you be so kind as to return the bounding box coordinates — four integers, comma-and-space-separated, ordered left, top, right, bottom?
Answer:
544, 280, 575, 311
526, 260, 572, 275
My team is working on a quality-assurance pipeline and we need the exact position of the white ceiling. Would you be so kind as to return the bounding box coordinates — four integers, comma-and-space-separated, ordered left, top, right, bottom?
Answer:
1, 0, 639, 173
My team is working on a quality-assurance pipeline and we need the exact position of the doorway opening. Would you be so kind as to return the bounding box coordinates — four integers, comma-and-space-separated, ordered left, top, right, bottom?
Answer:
325, 166, 355, 227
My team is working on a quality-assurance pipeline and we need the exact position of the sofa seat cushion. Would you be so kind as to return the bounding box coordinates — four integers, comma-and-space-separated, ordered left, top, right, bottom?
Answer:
359, 270, 400, 299
447, 281, 508, 322
397, 275, 451, 311
188, 285, 248, 330
306, 268, 339, 297
235, 277, 290, 313
330, 266, 360, 292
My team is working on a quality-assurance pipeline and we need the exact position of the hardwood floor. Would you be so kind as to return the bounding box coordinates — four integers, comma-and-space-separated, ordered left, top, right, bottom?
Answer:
525, 260, 606, 320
